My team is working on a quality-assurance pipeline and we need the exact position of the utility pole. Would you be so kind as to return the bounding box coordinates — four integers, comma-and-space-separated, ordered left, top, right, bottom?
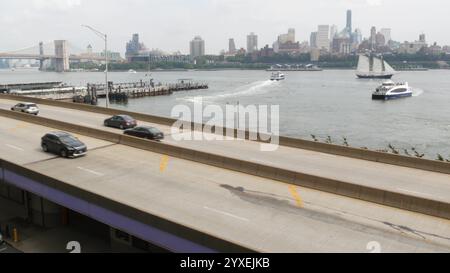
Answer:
82, 25, 109, 108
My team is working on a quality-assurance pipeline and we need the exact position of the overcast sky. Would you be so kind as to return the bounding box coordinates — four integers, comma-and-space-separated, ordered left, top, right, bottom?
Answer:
1, 0, 449, 55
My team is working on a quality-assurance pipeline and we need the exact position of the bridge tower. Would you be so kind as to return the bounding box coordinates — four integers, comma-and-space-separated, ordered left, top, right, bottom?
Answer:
54, 40, 70, 72
39, 41, 45, 71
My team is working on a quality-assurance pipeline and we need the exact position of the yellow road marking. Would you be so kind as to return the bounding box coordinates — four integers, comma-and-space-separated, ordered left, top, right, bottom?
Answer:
9, 122, 29, 132
288, 185, 303, 208
160, 155, 170, 172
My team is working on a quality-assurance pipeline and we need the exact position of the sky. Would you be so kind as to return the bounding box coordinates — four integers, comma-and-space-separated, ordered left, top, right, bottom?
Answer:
1, 0, 449, 55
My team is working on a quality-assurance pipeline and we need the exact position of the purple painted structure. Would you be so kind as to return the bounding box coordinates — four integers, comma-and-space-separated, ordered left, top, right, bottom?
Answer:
1, 167, 217, 253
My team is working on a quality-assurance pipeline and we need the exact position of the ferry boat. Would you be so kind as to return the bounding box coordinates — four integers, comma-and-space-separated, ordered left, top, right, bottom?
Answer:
356, 54, 396, 79
372, 81, 413, 100
270, 72, 285, 81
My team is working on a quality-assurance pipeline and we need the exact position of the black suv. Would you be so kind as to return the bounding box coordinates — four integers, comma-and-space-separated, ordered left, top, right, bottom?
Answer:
124, 126, 164, 140
104, 115, 137, 129
41, 132, 87, 158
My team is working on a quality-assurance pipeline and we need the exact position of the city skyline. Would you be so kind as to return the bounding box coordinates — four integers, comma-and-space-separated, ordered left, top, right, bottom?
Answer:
1, 0, 450, 55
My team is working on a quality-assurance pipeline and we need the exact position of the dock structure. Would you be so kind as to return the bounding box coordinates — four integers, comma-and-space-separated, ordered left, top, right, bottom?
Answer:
1, 82, 87, 100
88, 79, 208, 103
2, 79, 208, 104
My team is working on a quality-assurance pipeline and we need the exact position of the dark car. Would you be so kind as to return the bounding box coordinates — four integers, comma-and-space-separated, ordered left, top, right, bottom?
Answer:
104, 115, 137, 129
41, 132, 87, 158
124, 126, 164, 140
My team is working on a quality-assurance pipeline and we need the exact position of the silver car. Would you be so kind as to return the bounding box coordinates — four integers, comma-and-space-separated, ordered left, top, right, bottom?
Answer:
11, 102, 40, 115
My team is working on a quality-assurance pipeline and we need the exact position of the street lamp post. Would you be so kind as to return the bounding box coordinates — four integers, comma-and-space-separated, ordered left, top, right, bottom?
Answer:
82, 25, 109, 108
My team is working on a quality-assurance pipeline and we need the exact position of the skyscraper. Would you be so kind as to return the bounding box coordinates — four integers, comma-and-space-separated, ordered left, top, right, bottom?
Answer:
370, 26, 377, 47
190, 36, 205, 58
346, 10, 352, 34
353, 28, 363, 44
287, 28, 296, 43
229, 38, 236, 54
247, 32, 258, 53
126, 33, 147, 61
380, 28, 392, 43
330, 25, 338, 40
316, 25, 330, 51
310, 32, 318, 48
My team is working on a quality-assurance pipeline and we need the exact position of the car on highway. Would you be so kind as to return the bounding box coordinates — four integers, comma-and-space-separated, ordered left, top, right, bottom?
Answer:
104, 115, 137, 129
41, 132, 87, 158
11, 102, 40, 115
124, 126, 164, 140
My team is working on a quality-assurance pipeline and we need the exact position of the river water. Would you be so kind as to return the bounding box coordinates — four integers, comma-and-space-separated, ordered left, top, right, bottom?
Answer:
1, 68, 449, 159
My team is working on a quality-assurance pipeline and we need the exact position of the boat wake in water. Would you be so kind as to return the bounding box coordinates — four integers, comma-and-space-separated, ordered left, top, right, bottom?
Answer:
182, 80, 277, 103
412, 88, 424, 97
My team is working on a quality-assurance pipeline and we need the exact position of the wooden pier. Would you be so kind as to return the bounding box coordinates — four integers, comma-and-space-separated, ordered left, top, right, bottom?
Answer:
1, 79, 208, 104
87, 79, 208, 103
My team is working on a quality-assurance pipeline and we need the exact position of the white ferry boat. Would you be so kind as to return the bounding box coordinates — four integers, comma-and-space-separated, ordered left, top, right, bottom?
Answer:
270, 72, 285, 81
372, 81, 413, 100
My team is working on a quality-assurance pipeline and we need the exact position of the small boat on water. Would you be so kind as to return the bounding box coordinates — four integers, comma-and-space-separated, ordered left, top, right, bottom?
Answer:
356, 54, 396, 79
270, 71, 285, 81
372, 81, 413, 100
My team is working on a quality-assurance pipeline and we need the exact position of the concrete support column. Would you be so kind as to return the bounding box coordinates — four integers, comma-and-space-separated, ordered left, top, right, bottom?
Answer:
28, 193, 61, 228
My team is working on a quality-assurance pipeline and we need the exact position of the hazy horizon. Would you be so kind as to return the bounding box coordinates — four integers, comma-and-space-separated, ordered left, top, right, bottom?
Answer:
1, 0, 449, 55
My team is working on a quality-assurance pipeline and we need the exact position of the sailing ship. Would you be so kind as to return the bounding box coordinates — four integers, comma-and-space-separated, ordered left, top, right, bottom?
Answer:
356, 54, 395, 79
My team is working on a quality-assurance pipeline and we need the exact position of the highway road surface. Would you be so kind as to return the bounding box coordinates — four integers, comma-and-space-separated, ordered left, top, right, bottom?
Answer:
0, 98, 449, 204
1, 116, 450, 252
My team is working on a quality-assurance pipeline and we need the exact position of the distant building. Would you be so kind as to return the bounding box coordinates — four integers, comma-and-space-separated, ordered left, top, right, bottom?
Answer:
274, 28, 299, 54
380, 28, 392, 43
332, 37, 352, 54
277, 41, 301, 54
419, 34, 426, 43
190, 36, 205, 58
353, 28, 362, 44
236, 48, 247, 55
443, 45, 450, 53
247, 32, 258, 53
427, 42, 443, 55
95, 51, 122, 62
86, 44, 93, 55
310, 48, 320, 62
228, 38, 236, 54
346, 10, 352, 35
397, 34, 428, 54
370, 26, 377, 48
316, 25, 330, 52
277, 28, 295, 44
310, 32, 318, 49
259, 45, 275, 58
330, 25, 338, 41
375, 32, 386, 46
126, 34, 147, 61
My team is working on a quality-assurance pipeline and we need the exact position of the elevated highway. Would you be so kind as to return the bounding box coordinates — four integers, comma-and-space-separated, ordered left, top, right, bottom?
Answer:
1, 94, 450, 252
1, 114, 450, 252
0, 96, 449, 212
